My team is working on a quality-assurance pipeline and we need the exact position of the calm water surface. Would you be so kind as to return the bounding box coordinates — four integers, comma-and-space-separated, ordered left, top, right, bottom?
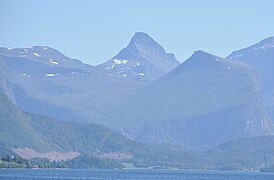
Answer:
0, 169, 274, 180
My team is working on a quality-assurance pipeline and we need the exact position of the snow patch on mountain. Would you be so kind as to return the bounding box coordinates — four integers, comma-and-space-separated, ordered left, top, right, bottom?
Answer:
46, 73, 58, 77
49, 59, 59, 65
112, 59, 128, 64
22, 74, 31, 77
135, 73, 144, 76
33, 52, 40, 57
253, 45, 274, 51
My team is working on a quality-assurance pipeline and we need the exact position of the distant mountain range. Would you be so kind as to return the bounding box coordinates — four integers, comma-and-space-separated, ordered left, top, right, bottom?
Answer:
0, 33, 274, 151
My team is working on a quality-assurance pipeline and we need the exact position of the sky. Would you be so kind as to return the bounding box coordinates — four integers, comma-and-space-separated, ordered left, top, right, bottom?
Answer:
1, 0, 274, 65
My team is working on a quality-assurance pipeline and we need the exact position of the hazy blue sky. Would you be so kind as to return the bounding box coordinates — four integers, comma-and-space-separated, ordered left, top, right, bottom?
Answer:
1, 0, 274, 65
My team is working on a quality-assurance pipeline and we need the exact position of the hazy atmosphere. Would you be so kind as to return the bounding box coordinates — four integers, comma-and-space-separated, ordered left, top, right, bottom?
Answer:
1, 0, 274, 179
1, 0, 274, 64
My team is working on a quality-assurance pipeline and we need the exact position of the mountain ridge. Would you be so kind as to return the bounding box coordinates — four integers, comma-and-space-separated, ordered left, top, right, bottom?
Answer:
0, 36, 273, 149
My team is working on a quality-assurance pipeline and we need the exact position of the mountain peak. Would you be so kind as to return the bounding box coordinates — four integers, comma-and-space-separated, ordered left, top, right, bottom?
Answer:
192, 50, 215, 57
126, 32, 180, 67
188, 50, 223, 64
127, 32, 160, 52
97, 32, 180, 82
161, 50, 226, 79
128, 32, 155, 45
131, 32, 153, 41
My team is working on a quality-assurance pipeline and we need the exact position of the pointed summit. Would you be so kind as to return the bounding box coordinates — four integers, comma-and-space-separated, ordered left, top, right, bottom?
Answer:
192, 50, 217, 57
127, 32, 179, 68
96, 32, 180, 82
190, 50, 222, 62
127, 32, 161, 53
128, 32, 154, 44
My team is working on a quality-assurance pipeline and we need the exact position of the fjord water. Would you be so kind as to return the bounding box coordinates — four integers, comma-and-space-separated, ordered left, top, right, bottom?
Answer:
0, 169, 274, 180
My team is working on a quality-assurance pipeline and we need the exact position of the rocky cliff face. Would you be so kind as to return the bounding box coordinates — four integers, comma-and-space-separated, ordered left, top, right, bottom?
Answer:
227, 36, 274, 121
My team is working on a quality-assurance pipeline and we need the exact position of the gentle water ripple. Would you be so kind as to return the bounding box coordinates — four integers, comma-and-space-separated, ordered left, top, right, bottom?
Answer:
0, 169, 274, 180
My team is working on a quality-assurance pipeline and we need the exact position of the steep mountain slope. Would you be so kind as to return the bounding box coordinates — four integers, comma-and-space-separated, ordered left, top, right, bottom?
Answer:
0, 92, 144, 156
0, 71, 15, 102
94, 50, 273, 148
0, 92, 223, 169
0, 92, 50, 151
2, 92, 274, 170
141, 51, 273, 147
227, 37, 274, 119
219, 135, 274, 153
96, 32, 180, 81
217, 135, 274, 169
